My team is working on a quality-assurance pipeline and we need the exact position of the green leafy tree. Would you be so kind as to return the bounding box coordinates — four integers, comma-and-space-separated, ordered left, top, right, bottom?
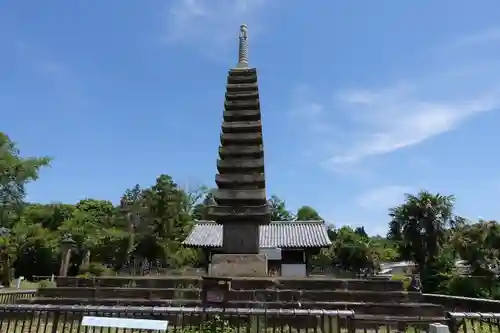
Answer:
296, 206, 322, 221
0, 133, 51, 228
388, 190, 455, 292
268, 195, 294, 221
450, 220, 500, 297
333, 226, 376, 273
0, 133, 50, 284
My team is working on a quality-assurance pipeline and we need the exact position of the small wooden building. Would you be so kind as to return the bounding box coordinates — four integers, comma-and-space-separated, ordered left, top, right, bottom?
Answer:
182, 220, 331, 277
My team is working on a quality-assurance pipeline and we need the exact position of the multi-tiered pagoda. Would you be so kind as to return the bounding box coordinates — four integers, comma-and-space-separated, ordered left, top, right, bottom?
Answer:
207, 24, 270, 255
183, 25, 331, 276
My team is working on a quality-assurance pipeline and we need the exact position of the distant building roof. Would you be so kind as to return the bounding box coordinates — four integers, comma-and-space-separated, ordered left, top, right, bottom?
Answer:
183, 221, 332, 248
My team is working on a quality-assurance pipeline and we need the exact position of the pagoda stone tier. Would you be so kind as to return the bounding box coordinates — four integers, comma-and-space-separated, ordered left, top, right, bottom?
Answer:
208, 67, 270, 254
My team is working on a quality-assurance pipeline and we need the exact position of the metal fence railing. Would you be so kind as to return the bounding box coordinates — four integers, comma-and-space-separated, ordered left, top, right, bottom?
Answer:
0, 304, 355, 333
424, 293, 500, 313
0, 303, 499, 332
447, 312, 500, 333
0, 290, 36, 304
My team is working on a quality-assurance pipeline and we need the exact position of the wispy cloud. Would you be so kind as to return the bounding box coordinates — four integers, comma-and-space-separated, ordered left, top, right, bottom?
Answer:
357, 185, 413, 211
295, 28, 500, 168
446, 27, 500, 49
331, 85, 500, 165
165, 0, 274, 52
12, 39, 88, 111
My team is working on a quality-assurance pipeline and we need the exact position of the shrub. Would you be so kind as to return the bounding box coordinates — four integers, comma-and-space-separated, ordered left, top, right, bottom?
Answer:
78, 263, 113, 277
391, 273, 411, 291
38, 280, 56, 288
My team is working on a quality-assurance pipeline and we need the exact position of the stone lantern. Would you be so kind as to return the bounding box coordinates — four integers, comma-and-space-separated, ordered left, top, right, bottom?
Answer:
59, 235, 76, 277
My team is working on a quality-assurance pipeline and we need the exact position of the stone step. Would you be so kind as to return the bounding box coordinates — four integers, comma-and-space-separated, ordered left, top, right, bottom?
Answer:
229, 290, 424, 303
53, 277, 405, 291
208, 205, 270, 221
222, 121, 262, 133
225, 91, 259, 100
36, 287, 422, 303
224, 99, 259, 111
217, 158, 264, 173
36, 287, 199, 299
220, 133, 263, 145
224, 110, 261, 122
26, 298, 443, 317
229, 278, 405, 291
216, 173, 265, 187
213, 189, 267, 205
226, 83, 258, 93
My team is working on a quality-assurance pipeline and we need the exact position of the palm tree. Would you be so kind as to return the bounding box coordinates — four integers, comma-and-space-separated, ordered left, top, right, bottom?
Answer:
388, 190, 455, 272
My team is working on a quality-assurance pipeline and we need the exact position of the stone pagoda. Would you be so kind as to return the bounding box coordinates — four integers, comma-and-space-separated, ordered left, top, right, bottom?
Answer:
207, 24, 270, 276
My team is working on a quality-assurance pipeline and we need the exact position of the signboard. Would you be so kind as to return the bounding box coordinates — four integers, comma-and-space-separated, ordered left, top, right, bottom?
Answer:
81, 316, 168, 331
260, 247, 281, 260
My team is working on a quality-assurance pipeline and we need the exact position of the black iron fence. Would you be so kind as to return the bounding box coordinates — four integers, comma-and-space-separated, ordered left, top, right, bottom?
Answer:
447, 312, 500, 333
0, 304, 498, 333
0, 290, 35, 304
0, 304, 353, 333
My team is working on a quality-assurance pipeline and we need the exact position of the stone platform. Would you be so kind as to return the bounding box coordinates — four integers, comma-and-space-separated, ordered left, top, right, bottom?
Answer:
20, 276, 445, 318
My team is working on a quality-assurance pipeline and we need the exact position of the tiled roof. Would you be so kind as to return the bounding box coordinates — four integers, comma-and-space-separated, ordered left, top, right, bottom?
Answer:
182, 221, 332, 248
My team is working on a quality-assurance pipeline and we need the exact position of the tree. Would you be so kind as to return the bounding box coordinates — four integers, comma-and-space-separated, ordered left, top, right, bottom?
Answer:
0, 133, 51, 228
450, 220, 500, 297
333, 226, 376, 273
388, 190, 455, 292
191, 188, 215, 221
268, 195, 294, 221
296, 206, 322, 221
0, 133, 50, 284
11, 219, 59, 279
22, 203, 75, 231
354, 227, 368, 239
133, 175, 197, 268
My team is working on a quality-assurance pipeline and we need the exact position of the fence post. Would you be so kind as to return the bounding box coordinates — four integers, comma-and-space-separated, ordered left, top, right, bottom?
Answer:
446, 312, 459, 333
346, 313, 355, 333
51, 310, 61, 333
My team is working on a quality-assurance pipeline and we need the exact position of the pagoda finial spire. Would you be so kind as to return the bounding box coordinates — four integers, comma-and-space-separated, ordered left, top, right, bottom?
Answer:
237, 24, 249, 68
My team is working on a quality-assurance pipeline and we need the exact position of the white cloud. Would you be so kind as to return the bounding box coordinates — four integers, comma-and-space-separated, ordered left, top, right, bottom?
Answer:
294, 28, 500, 168
357, 185, 413, 211
165, 0, 273, 52
330, 87, 500, 165
446, 28, 500, 49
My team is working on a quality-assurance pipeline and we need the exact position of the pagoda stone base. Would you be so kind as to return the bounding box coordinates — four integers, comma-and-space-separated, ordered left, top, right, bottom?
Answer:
222, 223, 260, 254
210, 254, 268, 277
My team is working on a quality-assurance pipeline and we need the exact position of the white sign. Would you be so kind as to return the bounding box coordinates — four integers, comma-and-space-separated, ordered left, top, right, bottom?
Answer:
260, 247, 282, 260
281, 264, 306, 277
81, 316, 168, 331
429, 323, 450, 333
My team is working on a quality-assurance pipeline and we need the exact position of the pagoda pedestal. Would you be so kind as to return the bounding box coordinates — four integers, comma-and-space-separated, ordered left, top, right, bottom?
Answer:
210, 253, 268, 277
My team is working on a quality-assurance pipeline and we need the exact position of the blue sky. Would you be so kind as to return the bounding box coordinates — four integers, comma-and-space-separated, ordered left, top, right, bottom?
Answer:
2, 1, 500, 235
